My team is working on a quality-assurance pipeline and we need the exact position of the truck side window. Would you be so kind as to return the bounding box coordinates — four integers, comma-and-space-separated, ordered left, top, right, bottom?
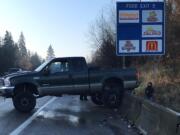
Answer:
73, 59, 86, 72
49, 61, 69, 74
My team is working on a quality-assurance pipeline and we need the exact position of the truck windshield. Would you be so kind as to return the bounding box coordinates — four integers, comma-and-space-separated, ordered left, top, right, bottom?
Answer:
34, 60, 51, 72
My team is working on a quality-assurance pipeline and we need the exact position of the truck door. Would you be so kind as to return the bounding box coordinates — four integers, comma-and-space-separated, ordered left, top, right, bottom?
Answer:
39, 59, 73, 95
70, 58, 89, 94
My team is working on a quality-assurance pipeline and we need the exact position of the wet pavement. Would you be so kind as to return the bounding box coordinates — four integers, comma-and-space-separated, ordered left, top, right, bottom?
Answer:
0, 96, 139, 135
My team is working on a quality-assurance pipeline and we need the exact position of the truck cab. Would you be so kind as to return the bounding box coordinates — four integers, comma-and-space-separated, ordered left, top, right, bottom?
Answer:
37, 57, 89, 96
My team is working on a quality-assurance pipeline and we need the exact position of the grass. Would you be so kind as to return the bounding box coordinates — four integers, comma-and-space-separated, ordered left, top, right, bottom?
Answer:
135, 63, 180, 112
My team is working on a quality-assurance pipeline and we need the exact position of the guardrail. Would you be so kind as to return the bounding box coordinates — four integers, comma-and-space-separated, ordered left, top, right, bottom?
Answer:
120, 93, 180, 135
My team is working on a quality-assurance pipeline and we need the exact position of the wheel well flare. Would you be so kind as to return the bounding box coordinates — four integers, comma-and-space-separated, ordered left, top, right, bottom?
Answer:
14, 83, 38, 95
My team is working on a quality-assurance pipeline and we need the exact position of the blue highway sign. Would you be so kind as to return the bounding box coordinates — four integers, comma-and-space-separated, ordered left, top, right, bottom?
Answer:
116, 2, 165, 56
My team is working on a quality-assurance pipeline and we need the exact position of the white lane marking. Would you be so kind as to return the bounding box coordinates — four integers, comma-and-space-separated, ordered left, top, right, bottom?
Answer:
10, 97, 57, 135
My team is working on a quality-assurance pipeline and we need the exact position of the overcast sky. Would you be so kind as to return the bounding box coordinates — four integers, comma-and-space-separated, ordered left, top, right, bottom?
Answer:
0, 0, 163, 59
0, 0, 117, 58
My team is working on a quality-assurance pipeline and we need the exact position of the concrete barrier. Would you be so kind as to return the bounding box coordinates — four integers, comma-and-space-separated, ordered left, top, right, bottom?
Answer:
156, 106, 180, 135
119, 93, 142, 122
119, 93, 132, 118
121, 93, 180, 135
126, 95, 142, 122
135, 100, 162, 135
136, 100, 180, 135
120, 93, 142, 123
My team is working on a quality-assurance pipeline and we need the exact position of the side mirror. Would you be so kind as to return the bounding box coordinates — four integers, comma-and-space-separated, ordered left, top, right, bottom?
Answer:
43, 67, 50, 76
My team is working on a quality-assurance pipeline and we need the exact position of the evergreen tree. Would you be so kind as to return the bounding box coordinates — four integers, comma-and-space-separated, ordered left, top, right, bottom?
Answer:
14, 43, 20, 67
30, 52, 42, 70
3, 31, 14, 47
18, 32, 27, 57
17, 32, 32, 70
0, 31, 17, 73
0, 31, 43, 74
46, 45, 55, 60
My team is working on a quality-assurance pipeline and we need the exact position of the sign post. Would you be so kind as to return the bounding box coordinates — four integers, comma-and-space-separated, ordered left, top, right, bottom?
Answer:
116, 1, 165, 56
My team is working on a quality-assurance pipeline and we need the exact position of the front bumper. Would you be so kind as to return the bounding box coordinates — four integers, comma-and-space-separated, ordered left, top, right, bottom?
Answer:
0, 86, 14, 97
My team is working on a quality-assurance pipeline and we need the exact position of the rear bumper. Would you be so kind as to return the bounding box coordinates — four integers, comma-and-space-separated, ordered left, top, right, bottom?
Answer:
0, 86, 14, 97
124, 80, 140, 89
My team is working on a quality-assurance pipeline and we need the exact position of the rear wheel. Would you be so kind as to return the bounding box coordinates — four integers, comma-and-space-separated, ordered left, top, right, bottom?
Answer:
102, 82, 123, 108
13, 92, 36, 113
91, 93, 103, 105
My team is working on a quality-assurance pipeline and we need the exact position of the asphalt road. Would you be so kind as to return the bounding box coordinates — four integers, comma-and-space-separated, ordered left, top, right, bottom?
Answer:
0, 96, 139, 135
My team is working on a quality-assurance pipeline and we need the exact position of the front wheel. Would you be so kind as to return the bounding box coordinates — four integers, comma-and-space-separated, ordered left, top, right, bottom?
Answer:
13, 92, 36, 113
103, 83, 123, 108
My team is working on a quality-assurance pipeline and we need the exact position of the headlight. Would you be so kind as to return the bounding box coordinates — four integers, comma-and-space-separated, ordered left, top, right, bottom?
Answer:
4, 78, 11, 87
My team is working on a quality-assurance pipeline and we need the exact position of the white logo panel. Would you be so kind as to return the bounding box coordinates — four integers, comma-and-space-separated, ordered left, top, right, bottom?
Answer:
142, 25, 162, 38
119, 40, 139, 53
119, 10, 139, 23
142, 10, 163, 23
142, 40, 162, 52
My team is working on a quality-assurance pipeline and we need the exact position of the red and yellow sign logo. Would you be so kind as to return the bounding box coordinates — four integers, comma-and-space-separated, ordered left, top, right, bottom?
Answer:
119, 13, 139, 20
146, 41, 158, 51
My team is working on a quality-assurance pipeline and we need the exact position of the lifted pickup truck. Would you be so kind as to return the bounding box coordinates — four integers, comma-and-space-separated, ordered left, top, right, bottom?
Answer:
0, 57, 139, 113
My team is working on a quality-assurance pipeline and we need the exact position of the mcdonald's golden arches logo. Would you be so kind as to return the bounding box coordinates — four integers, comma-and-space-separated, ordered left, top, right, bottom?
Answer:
146, 41, 158, 51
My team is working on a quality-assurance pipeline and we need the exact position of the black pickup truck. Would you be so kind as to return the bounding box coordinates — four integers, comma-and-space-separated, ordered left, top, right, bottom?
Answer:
0, 57, 139, 113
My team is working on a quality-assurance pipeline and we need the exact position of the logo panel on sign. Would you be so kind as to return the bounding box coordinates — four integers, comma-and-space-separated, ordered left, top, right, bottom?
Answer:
142, 10, 162, 23
142, 25, 162, 37
142, 40, 162, 52
119, 40, 139, 53
119, 10, 139, 23
146, 41, 158, 51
